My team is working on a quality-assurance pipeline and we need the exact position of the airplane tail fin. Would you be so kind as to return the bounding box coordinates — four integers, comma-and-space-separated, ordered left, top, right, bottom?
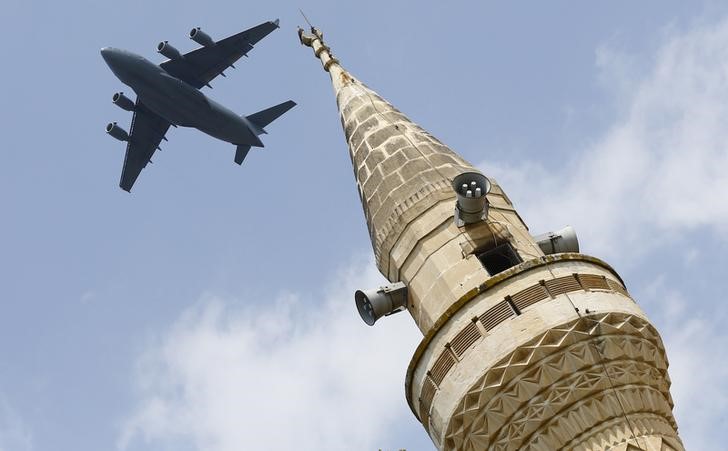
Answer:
235, 100, 295, 165
235, 145, 251, 165
246, 100, 296, 134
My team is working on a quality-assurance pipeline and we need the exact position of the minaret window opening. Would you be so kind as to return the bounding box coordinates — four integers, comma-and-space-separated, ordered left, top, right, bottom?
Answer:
477, 242, 522, 276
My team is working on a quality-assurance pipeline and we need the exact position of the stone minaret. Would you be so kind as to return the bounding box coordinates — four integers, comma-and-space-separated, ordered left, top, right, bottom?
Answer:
299, 27, 683, 451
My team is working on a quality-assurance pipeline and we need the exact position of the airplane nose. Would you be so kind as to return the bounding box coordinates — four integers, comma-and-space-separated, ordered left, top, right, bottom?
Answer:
101, 47, 125, 78
101, 47, 112, 62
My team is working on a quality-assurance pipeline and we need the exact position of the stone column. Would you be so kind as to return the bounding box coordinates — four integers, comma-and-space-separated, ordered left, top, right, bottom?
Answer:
299, 27, 683, 451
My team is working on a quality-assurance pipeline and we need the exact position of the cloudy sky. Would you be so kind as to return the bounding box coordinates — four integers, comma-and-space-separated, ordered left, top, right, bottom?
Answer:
1, 1, 727, 450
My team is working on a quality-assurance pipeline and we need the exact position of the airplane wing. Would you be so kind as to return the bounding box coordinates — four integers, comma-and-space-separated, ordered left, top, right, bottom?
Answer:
160, 20, 280, 89
119, 100, 171, 192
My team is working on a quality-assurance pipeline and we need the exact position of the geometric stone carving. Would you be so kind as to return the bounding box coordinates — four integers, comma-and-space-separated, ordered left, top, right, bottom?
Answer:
567, 413, 682, 451
421, 273, 633, 418
441, 313, 683, 451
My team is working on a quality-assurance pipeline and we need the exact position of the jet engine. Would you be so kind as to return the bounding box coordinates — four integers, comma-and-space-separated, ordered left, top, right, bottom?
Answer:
189, 27, 214, 47
157, 41, 181, 60
112, 92, 135, 111
106, 122, 129, 142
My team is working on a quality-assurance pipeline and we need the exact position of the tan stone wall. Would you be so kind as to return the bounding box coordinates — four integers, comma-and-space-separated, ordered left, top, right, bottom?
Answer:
406, 256, 683, 451
332, 73, 473, 272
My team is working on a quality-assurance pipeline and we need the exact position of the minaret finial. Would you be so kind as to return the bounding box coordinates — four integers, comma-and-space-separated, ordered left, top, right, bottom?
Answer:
298, 9, 314, 29
297, 15, 340, 73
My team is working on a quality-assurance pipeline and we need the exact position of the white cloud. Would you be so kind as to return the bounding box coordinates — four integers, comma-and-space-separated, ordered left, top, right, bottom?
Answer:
637, 278, 728, 451
480, 18, 728, 450
119, 256, 424, 451
483, 18, 728, 261
0, 397, 32, 451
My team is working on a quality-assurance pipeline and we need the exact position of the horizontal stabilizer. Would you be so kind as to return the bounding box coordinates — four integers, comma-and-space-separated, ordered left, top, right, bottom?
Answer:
235, 145, 251, 165
247, 100, 296, 132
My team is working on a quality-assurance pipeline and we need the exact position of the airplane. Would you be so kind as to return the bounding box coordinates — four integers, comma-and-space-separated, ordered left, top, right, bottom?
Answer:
101, 19, 296, 192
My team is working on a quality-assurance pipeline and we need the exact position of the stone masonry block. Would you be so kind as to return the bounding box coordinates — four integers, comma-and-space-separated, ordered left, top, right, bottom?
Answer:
366, 190, 382, 218
372, 198, 397, 234
379, 150, 408, 177
361, 165, 384, 198
363, 148, 387, 172
351, 103, 377, 124
380, 110, 408, 124
348, 115, 381, 150
428, 153, 460, 168
357, 164, 370, 185
375, 171, 405, 201
381, 135, 411, 154
339, 94, 366, 119
366, 124, 401, 150
350, 140, 371, 169
401, 159, 435, 183
402, 144, 426, 160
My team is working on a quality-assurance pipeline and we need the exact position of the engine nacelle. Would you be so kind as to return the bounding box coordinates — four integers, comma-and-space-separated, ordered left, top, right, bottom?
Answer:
157, 41, 181, 60
189, 27, 214, 47
106, 122, 129, 142
112, 92, 135, 111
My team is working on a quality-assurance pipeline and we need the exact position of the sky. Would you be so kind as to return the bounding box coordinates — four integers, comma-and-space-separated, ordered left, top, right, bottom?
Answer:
1, 1, 727, 450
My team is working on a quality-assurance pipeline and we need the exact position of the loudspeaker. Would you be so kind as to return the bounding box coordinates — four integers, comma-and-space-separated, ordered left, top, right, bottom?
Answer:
534, 225, 580, 255
354, 282, 408, 326
452, 171, 491, 226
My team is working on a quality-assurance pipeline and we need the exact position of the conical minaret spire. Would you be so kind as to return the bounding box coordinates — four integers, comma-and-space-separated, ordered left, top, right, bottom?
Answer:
299, 26, 479, 267
301, 26, 683, 451
298, 26, 541, 330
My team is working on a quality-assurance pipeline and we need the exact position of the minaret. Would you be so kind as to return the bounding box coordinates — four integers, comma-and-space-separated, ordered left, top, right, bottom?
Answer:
299, 27, 684, 451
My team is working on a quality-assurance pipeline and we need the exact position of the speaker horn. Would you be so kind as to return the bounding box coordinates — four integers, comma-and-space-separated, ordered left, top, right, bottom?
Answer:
534, 225, 580, 255
354, 282, 408, 326
452, 171, 491, 227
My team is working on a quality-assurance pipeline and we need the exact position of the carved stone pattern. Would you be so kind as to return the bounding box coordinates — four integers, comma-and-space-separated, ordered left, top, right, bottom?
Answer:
519, 386, 680, 451
419, 273, 630, 419
491, 361, 669, 449
438, 313, 680, 451
566, 413, 683, 451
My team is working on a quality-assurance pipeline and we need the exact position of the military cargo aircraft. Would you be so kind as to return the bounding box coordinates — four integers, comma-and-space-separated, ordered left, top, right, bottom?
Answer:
101, 19, 295, 191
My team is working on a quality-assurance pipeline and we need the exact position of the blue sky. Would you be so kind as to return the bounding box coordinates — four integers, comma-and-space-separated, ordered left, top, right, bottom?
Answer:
1, 1, 727, 450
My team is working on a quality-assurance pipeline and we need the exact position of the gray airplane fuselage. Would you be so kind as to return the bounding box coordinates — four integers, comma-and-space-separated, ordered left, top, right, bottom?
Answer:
101, 47, 262, 146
